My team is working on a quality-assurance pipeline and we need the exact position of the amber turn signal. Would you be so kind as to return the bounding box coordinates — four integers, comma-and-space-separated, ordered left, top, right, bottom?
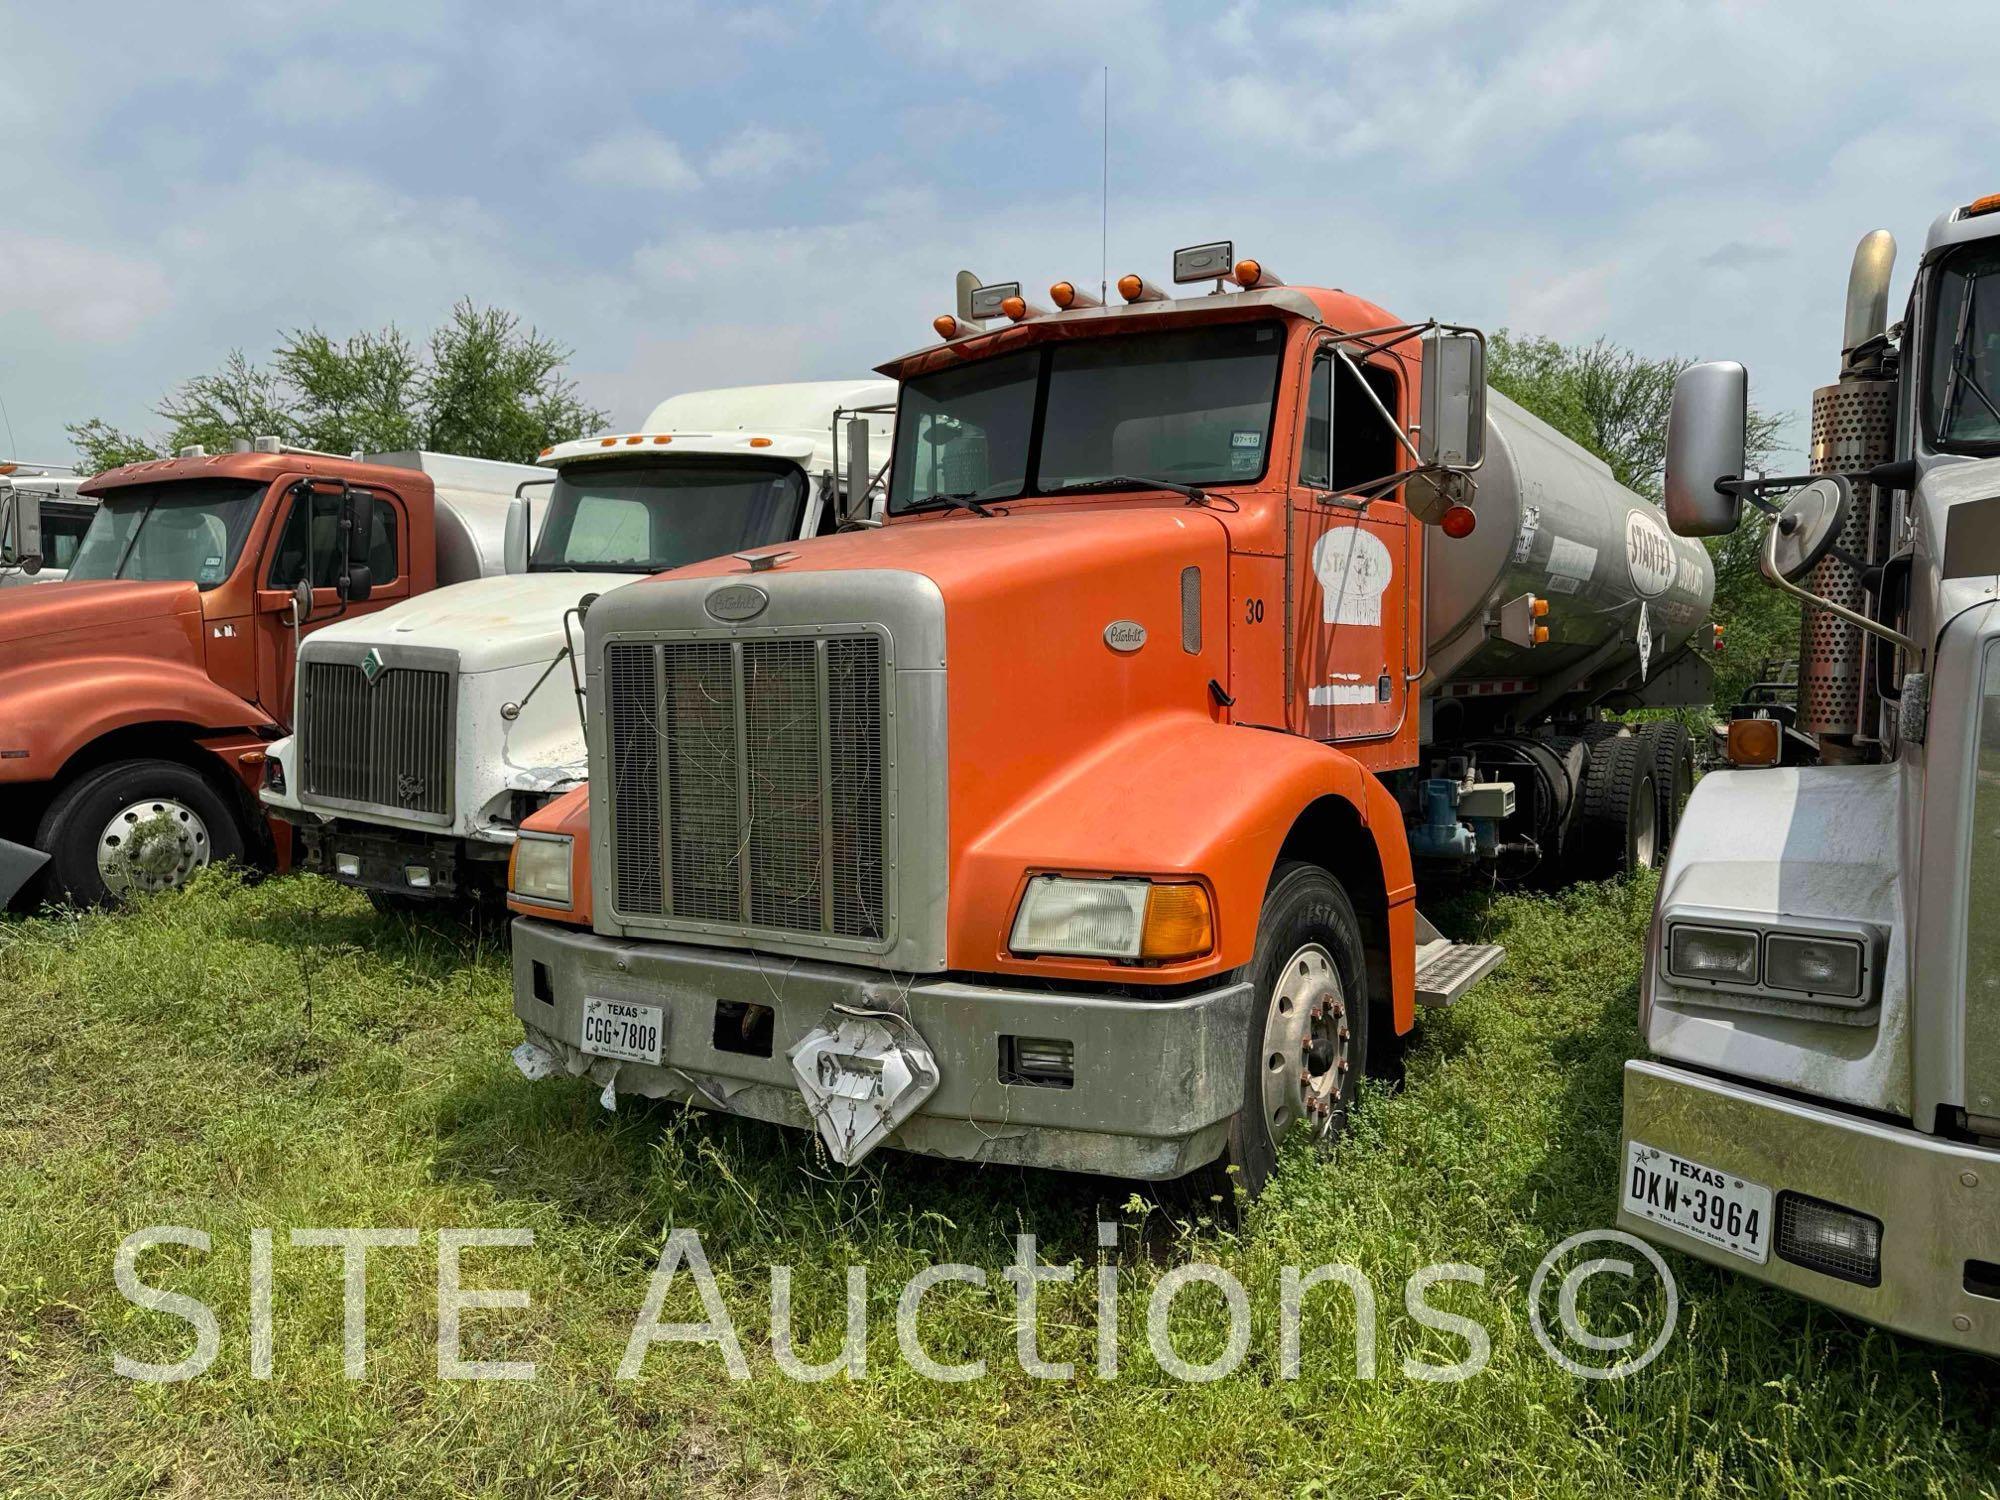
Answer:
1140, 882, 1214, 962
1726, 717, 1781, 768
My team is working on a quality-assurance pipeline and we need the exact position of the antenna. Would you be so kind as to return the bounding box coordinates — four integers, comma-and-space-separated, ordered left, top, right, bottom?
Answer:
0, 388, 17, 463
1100, 66, 1110, 303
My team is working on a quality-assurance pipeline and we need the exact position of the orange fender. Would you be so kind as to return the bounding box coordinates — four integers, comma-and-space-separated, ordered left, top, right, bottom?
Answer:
0, 656, 274, 784
952, 709, 1417, 1029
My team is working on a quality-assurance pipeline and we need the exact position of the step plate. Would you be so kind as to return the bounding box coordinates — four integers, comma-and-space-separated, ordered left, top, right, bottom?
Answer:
1415, 940, 1506, 1009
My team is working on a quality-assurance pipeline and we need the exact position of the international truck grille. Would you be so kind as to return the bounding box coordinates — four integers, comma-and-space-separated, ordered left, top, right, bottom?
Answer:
300, 661, 453, 817
605, 635, 887, 941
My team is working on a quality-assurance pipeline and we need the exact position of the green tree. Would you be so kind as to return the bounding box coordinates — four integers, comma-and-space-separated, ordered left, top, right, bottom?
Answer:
1487, 329, 1796, 710
65, 301, 607, 473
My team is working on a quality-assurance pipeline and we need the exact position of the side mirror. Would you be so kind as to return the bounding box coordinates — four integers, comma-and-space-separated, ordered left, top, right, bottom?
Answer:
0, 487, 43, 570
340, 563, 373, 602
339, 487, 375, 601
503, 495, 532, 574
1419, 329, 1486, 470
1664, 362, 1748, 537
843, 418, 871, 521
291, 578, 314, 625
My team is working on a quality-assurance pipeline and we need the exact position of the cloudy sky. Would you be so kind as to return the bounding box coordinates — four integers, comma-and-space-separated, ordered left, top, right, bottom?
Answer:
3, 0, 1995, 468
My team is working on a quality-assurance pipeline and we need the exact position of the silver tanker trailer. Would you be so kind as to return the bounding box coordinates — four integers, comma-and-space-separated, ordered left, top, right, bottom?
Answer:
1413, 389, 1717, 884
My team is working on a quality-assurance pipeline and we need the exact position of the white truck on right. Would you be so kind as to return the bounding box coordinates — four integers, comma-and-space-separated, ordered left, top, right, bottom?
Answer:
1619, 195, 2000, 1355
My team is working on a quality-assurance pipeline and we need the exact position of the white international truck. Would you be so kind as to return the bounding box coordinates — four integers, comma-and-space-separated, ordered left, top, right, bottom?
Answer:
1619, 196, 2000, 1356
259, 380, 895, 909
0, 470, 93, 586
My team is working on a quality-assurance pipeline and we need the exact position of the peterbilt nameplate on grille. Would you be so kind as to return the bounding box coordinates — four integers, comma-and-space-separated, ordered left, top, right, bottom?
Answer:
704, 584, 769, 622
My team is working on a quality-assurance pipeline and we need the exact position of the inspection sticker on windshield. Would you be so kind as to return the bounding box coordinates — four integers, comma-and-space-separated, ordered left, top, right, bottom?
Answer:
1231, 429, 1263, 472
581, 997, 663, 1066
1623, 1140, 1771, 1263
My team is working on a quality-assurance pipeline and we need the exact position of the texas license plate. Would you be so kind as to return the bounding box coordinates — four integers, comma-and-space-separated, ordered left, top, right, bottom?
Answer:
1623, 1139, 1772, 1263
580, 997, 663, 1065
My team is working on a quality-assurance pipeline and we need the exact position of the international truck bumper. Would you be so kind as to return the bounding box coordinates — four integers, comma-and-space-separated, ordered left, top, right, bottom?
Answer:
509, 917, 1255, 1180
1619, 1058, 2000, 1356
299, 822, 501, 901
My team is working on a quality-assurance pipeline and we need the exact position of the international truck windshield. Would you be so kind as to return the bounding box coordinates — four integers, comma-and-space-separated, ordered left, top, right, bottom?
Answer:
65, 478, 268, 589
889, 321, 1286, 512
530, 458, 810, 573
1927, 240, 2000, 448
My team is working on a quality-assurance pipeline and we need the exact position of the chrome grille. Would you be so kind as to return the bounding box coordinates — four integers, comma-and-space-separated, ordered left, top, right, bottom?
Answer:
606, 635, 887, 940
300, 660, 452, 817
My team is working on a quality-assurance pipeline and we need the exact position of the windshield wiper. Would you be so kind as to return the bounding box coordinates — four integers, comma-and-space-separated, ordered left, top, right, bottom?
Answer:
109, 495, 161, 580
1046, 474, 1215, 506
906, 490, 999, 517
1941, 271, 2000, 439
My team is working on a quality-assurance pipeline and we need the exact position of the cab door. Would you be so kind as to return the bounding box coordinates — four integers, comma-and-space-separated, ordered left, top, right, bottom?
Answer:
252, 480, 412, 725
1288, 335, 1420, 769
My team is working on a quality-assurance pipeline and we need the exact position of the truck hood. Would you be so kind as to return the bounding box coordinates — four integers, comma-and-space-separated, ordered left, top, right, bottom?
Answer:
306, 571, 638, 673
0, 578, 201, 650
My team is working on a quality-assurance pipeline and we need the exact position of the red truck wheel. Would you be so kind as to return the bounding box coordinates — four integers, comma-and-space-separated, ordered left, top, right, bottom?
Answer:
35, 759, 246, 906
1189, 861, 1371, 1207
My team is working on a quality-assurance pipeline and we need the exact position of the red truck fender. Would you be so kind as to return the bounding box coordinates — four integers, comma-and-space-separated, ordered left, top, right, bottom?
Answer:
952, 708, 1418, 1030
0, 655, 275, 785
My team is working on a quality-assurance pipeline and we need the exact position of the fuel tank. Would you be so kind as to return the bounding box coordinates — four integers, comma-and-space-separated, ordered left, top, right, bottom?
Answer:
1423, 389, 1715, 693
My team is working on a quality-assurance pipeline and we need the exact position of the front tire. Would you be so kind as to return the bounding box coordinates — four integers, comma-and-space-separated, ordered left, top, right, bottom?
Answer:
1190, 862, 1371, 1206
35, 759, 246, 906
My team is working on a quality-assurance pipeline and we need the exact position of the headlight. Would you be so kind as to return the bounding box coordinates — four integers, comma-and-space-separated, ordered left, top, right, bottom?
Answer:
1764, 932, 1865, 1000
510, 833, 573, 908
1665, 923, 1758, 985
1009, 876, 1212, 962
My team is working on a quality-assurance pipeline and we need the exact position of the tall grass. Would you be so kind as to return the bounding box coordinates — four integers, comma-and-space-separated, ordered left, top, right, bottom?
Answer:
0, 870, 1992, 1498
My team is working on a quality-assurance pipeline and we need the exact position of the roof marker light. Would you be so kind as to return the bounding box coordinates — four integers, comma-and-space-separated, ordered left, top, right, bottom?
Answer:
749, 437, 773, 447
599, 437, 618, 447
653, 435, 672, 444
933, 313, 962, 339
1117, 273, 1167, 304
999, 294, 1048, 322
625, 435, 644, 444
1050, 281, 1103, 310
1228, 258, 1282, 289
1966, 192, 2000, 218
538, 446, 553, 458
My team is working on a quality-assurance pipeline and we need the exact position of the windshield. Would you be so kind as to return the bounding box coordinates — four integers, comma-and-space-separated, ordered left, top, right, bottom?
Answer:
530, 458, 810, 572
889, 321, 1287, 512
1926, 240, 2000, 450
65, 479, 268, 589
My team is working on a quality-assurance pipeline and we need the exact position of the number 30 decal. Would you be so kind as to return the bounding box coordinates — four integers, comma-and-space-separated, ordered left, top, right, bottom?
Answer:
1244, 598, 1266, 624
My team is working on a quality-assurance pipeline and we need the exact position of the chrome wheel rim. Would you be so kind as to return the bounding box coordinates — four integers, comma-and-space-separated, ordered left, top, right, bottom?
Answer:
1260, 942, 1350, 1148
97, 797, 211, 895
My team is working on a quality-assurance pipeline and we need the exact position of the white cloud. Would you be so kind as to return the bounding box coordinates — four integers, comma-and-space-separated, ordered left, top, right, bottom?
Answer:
707, 125, 820, 180
569, 129, 701, 194
251, 56, 436, 124
0, 234, 172, 342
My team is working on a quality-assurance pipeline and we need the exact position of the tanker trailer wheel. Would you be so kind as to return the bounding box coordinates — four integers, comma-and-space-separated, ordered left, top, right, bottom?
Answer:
1180, 862, 1371, 1209
1577, 735, 1659, 880
36, 759, 246, 906
1638, 722, 1695, 851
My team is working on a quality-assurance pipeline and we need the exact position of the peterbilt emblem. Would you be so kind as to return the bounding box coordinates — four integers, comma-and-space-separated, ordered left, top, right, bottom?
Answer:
705, 584, 769, 622
360, 647, 386, 684
1103, 620, 1147, 653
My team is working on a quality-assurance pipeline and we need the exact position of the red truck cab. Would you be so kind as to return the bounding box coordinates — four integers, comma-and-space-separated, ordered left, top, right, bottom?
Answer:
0, 447, 440, 905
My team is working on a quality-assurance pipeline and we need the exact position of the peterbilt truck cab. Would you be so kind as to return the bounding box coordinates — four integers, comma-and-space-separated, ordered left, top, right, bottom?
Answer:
500, 247, 1713, 1198
1619, 198, 2000, 1356
257, 381, 894, 909
0, 444, 544, 908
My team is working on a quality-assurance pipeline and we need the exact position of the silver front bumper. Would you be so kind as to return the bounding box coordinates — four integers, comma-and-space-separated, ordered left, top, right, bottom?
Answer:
511, 917, 1254, 1180
1620, 1058, 2000, 1355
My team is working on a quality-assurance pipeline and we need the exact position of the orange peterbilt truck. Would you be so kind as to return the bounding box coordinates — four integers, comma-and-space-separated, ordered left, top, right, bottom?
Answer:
503, 245, 1715, 1193
0, 444, 543, 908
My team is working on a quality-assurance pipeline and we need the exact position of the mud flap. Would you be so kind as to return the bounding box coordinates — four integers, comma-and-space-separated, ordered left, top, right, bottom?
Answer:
0, 838, 48, 907
789, 1006, 940, 1166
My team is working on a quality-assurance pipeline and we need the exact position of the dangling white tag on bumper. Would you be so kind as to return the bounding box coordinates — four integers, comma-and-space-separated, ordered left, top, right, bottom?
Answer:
788, 1008, 940, 1166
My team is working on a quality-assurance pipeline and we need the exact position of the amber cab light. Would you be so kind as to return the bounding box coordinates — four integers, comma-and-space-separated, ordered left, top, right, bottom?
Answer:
1140, 882, 1214, 962
933, 313, 960, 339
1000, 295, 1028, 320
1439, 503, 1478, 538
1050, 280, 1103, 310
1726, 717, 1782, 767
1966, 192, 2000, 218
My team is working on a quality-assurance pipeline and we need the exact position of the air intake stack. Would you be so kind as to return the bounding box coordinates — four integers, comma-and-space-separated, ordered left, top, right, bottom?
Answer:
1801, 230, 1897, 754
